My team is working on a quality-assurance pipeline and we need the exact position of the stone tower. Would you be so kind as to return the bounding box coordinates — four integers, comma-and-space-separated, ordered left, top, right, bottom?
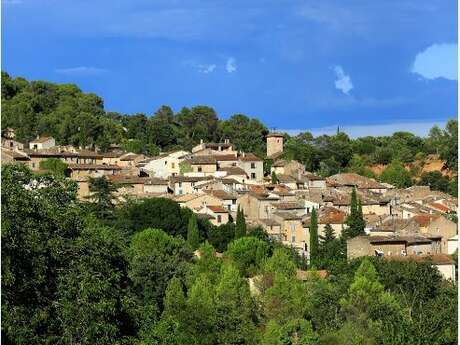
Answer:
266, 132, 284, 158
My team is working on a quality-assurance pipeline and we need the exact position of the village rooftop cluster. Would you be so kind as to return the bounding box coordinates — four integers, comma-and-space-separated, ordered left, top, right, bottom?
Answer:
2, 128, 458, 280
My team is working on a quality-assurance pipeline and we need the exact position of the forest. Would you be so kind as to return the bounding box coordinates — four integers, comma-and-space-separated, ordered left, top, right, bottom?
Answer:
2, 163, 457, 345
1, 71, 458, 196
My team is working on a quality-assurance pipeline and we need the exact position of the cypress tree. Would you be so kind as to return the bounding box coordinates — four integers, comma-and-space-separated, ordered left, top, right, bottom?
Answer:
271, 171, 279, 184
187, 214, 200, 250
344, 188, 366, 239
235, 206, 247, 239
309, 207, 319, 267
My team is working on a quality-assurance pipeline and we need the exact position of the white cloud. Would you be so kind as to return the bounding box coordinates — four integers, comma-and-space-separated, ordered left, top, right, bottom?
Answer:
333, 65, 353, 95
197, 64, 216, 74
55, 66, 107, 76
226, 57, 237, 73
412, 43, 457, 80
279, 120, 448, 138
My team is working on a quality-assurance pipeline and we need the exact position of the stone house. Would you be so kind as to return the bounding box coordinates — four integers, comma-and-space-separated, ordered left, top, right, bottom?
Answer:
29, 136, 56, 150
140, 150, 190, 178
67, 164, 122, 178
425, 216, 458, 254
192, 139, 237, 155
237, 153, 263, 183
271, 159, 304, 177
327, 173, 388, 194
238, 192, 280, 220
204, 189, 238, 212
175, 193, 223, 212
169, 176, 213, 195
271, 211, 307, 254
199, 205, 230, 226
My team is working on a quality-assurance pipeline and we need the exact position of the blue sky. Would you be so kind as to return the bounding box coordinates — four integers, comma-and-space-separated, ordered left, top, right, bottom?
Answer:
2, 0, 457, 136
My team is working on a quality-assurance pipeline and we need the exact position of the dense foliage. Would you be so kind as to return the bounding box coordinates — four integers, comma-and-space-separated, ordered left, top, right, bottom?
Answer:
2, 164, 457, 344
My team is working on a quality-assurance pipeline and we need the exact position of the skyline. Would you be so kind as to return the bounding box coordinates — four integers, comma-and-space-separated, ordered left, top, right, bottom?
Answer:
2, 0, 457, 135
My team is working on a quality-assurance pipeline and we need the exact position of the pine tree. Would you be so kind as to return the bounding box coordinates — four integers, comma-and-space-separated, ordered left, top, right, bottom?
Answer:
309, 208, 319, 267
271, 171, 278, 184
321, 223, 335, 243
235, 206, 247, 239
187, 214, 200, 250
344, 188, 365, 239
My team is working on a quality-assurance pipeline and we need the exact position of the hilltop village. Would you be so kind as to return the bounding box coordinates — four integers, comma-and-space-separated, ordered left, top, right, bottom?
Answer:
2, 127, 458, 279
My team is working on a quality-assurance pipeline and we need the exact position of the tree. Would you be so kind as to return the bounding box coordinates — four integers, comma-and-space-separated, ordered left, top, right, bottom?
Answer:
38, 158, 68, 176
418, 171, 450, 193
2, 164, 83, 344
271, 171, 279, 184
208, 222, 236, 253
87, 176, 120, 218
125, 229, 192, 334
57, 225, 133, 345
343, 188, 366, 239
337, 259, 408, 345
263, 319, 319, 345
187, 214, 200, 250
115, 197, 188, 237
226, 237, 269, 277
380, 160, 412, 188
309, 208, 319, 267
235, 206, 247, 239
214, 263, 256, 344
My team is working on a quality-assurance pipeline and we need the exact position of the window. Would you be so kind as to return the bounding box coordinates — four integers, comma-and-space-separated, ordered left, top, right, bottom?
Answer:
9, 141, 13, 148
291, 235, 296, 243
33, 144, 38, 150
291, 224, 296, 232
164, 161, 167, 165
251, 173, 256, 179
198, 167, 202, 172
178, 182, 182, 187
32, 162, 35, 168
191, 182, 195, 186
171, 162, 175, 168
232, 199, 236, 205
179, 190, 183, 195
251, 162, 255, 168
217, 215, 222, 223
227, 205, 231, 210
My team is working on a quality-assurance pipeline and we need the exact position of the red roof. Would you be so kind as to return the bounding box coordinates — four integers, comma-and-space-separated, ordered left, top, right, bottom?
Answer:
207, 205, 228, 213
411, 214, 440, 227
428, 202, 450, 213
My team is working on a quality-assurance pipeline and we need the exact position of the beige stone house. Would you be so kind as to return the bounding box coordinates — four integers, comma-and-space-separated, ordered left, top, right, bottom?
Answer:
238, 192, 280, 220
425, 216, 458, 254
67, 164, 122, 178
24, 149, 104, 171
302, 206, 347, 238
175, 193, 223, 211
140, 150, 190, 178
192, 139, 237, 155
169, 176, 213, 195
327, 173, 388, 194
205, 190, 238, 212
385, 254, 456, 281
29, 136, 56, 150
296, 172, 327, 189
237, 153, 263, 183
186, 155, 217, 175
271, 211, 307, 254
199, 205, 230, 226
271, 159, 304, 177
